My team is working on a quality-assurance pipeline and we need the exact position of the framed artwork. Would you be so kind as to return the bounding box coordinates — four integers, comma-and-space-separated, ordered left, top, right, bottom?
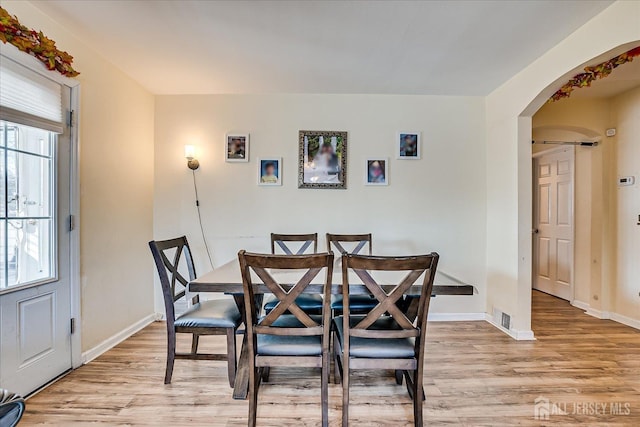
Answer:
298, 130, 347, 189
258, 158, 282, 186
225, 133, 249, 162
365, 158, 388, 186
397, 132, 421, 160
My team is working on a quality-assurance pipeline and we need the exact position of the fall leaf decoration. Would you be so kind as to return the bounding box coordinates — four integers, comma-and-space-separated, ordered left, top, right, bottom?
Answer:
0, 6, 79, 77
550, 46, 640, 102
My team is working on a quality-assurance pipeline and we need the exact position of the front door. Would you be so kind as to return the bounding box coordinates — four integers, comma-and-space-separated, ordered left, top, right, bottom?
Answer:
533, 147, 574, 301
0, 88, 72, 395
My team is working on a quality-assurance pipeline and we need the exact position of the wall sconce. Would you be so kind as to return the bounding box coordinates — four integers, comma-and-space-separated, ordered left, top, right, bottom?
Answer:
184, 145, 200, 170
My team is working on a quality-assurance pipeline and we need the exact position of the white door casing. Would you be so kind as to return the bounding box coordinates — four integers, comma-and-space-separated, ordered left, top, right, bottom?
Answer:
533, 147, 575, 301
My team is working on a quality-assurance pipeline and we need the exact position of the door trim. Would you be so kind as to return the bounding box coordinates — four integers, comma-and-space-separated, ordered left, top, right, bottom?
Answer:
532, 146, 575, 302
2, 45, 82, 369
532, 145, 572, 159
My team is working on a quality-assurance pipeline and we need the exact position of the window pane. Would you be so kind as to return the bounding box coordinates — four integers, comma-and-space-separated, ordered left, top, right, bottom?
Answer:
6, 218, 53, 286
2, 122, 51, 157
0, 220, 5, 288
6, 150, 52, 218
0, 148, 4, 216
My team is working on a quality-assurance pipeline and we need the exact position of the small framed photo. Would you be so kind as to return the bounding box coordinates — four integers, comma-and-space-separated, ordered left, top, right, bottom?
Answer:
258, 158, 282, 186
397, 132, 420, 160
365, 158, 388, 186
225, 133, 249, 162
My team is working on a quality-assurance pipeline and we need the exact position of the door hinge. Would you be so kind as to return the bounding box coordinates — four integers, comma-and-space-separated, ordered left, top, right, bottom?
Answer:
68, 214, 75, 231
70, 318, 76, 335
67, 110, 74, 128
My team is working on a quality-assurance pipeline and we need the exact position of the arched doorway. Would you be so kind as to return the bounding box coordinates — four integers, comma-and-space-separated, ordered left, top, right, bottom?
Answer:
485, 0, 640, 340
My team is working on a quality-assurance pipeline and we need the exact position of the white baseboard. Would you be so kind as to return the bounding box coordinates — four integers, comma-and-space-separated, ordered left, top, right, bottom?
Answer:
485, 314, 536, 341
610, 312, 640, 330
428, 312, 487, 322
570, 301, 640, 331
570, 300, 590, 311
585, 307, 609, 319
81, 312, 161, 364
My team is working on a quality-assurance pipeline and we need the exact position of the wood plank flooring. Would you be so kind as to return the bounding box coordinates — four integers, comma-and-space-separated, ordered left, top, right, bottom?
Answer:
21, 291, 640, 426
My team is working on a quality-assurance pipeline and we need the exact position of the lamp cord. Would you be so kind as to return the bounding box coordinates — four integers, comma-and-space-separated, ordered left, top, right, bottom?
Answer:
192, 170, 214, 269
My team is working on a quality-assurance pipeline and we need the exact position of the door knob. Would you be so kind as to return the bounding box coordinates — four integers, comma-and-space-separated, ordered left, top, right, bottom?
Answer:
533, 229, 539, 234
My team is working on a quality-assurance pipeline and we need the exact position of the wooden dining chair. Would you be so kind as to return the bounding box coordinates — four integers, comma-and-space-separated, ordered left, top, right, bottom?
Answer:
334, 252, 439, 427
149, 236, 242, 387
238, 250, 334, 427
326, 233, 377, 315
263, 233, 323, 315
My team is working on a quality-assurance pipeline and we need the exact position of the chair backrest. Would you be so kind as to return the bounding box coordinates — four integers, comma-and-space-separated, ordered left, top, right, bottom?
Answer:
341, 253, 439, 355
271, 233, 318, 255
326, 233, 372, 255
149, 236, 199, 323
0, 389, 25, 427
238, 251, 334, 342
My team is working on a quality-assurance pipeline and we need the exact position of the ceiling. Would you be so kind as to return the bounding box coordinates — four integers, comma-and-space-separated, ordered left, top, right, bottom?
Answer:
30, 0, 614, 95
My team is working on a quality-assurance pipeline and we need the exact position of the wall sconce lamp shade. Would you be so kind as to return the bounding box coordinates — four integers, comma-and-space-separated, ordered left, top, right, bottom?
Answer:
184, 145, 200, 170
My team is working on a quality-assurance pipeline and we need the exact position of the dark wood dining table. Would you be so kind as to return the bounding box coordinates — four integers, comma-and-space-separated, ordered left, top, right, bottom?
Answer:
189, 257, 475, 400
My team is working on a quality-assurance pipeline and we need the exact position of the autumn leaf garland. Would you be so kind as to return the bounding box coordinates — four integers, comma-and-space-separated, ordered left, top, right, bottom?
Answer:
550, 46, 640, 102
0, 6, 79, 77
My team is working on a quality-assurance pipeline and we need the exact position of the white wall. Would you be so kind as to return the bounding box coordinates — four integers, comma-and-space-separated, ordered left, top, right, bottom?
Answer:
485, 0, 640, 337
154, 94, 486, 315
610, 86, 640, 324
3, 1, 156, 352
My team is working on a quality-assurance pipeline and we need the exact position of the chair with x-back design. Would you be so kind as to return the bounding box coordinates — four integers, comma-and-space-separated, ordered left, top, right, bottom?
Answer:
334, 252, 439, 427
149, 236, 242, 386
263, 233, 323, 315
239, 250, 334, 427
326, 233, 378, 315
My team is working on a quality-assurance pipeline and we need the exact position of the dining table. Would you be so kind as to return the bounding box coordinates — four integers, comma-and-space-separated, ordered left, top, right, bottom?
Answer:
189, 256, 476, 400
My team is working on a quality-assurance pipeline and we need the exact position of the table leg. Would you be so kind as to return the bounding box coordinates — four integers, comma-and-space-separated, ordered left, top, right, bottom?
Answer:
232, 333, 251, 400
231, 294, 262, 400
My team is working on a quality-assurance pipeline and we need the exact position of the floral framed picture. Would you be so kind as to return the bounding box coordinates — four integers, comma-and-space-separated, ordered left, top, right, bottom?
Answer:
258, 158, 282, 186
225, 133, 249, 162
397, 132, 420, 160
298, 130, 347, 189
365, 158, 388, 186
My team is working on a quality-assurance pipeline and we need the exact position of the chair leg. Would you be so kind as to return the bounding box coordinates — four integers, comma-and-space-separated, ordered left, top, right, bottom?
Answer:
226, 329, 237, 388
342, 358, 349, 427
164, 329, 176, 384
261, 367, 270, 382
413, 368, 424, 427
322, 348, 329, 427
248, 366, 259, 427
395, 370, 404, 385
333, 333, 342, 384
191, 334, 200, 354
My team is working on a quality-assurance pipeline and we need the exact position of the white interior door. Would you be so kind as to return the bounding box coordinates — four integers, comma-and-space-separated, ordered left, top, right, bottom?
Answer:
0, 87, 72, 396
533, 147, 574, 301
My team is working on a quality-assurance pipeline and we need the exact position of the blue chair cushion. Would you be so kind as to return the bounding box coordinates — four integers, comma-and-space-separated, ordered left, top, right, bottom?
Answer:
174, 299, 242, 329
257, 315, 323, 356
330, 295, 378, 312
334, 315, 415, 359
264, 294, 323, 314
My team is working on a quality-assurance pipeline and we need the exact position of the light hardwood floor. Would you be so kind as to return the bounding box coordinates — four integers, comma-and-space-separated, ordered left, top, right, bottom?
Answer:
21, 291, 640, 426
